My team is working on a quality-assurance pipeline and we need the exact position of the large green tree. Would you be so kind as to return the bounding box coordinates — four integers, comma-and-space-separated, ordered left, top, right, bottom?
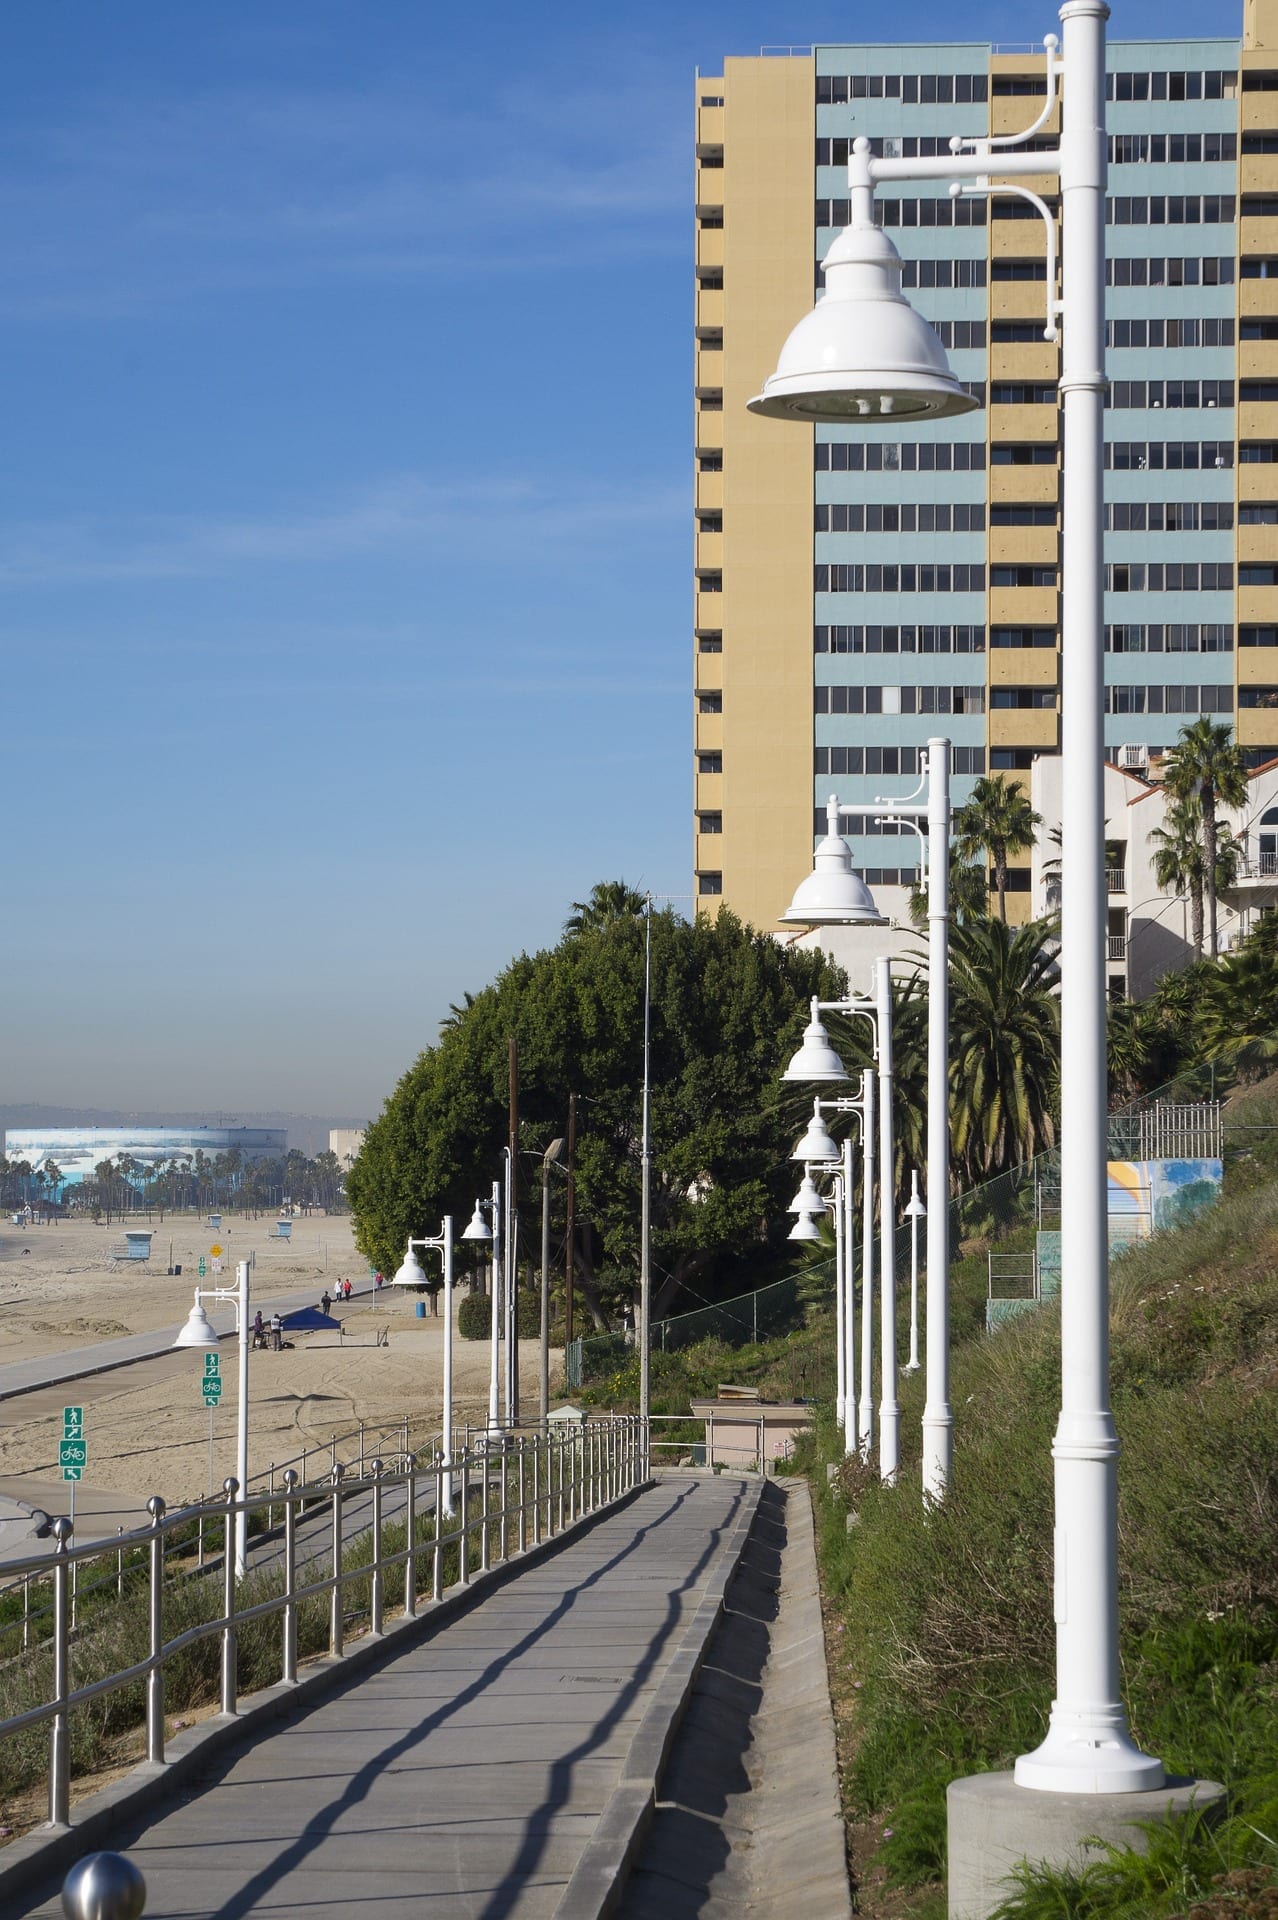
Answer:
952, 775, 1042, 923
346, 902, 844, 1327
1163, 718, 1248, 961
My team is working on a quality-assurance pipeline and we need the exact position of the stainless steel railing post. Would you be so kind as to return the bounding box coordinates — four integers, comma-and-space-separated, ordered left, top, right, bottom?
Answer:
370, 1459, 384, 1637
518, 1438, 527, 1553
532, 1434, 542, 1547
282, 1469, 299, 1684
480, 1442, 491, 1574
48, 1515, 73, 1827
329, 1463, 345, 1658
458, 1447, 470, 1587
405, 1457, 418, 1619
220, 1479, 238, 1717
146, 1495, 166, 1764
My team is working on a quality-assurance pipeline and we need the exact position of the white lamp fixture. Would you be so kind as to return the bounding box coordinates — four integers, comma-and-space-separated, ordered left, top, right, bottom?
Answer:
788, 1169, 828, 1216
788, 1212, 824, 1243
391, 1246, 428, 1288
783, 999, 850, 1083
791, 1100, 841, 1164
174, 1299, 220, 1348
461, 1200, 492, 1243
781, 797, 888, 926
748, 218, 979, 424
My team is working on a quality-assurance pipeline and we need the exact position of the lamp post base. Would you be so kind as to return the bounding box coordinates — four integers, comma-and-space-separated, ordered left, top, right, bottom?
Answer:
947, 1769, 1225, 1920
1014, 1711, 1165, 1794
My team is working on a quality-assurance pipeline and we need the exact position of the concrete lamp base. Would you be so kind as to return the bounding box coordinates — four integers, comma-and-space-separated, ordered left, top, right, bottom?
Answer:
947, 1770, 1227, 1920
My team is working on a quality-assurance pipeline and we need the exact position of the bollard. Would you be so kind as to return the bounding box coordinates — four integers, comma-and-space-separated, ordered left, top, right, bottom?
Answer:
221, 1479, 238, 1717
146, 1496, 166, 1765
370, 1459, 384, 1637
282, 1470, 299, 1685
61, 1850, 146, 1920
329, 1463, 345, 1657
49, 1515, 73, 1827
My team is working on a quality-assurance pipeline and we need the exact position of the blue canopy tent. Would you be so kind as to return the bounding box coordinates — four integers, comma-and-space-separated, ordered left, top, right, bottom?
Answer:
280, 1307, 342, 1333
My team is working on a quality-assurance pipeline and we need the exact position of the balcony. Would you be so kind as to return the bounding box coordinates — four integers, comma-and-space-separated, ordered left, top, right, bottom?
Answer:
1107, 934, 1128, 961
1226, 849, 1278, 887
1106, 868, 1126, 893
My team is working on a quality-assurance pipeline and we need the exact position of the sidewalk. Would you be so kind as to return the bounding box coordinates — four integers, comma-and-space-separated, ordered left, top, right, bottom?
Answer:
9, 1473, 759, 1920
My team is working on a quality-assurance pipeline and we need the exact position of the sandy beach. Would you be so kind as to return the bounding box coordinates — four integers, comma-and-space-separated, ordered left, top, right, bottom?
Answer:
0, 1214, 547, 1527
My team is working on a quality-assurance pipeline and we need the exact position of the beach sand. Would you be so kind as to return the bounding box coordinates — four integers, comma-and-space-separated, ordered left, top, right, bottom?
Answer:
0, 1214, 548, 1520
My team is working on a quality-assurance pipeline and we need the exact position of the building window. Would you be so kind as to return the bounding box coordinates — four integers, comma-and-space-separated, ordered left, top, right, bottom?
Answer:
1106, 625, 1232, 653
993, 75, 1048, 97
1107, 68, 1236, 101
815, 440, 985, 472
697, 871, 723, 896
696, 512, 723, 533
698, 633, 723, 653
1108, 256, 1233, 287
1241, 627, 1278, 647
816, 563, 986, 593
993, 260, 1048, 281
1240, 688, 1278, 709
815, 683, 985, 715
1108, 378, 1234, 408
698, 453, 723, 472
697, 692, 722, 713
1105, 442, 1233, 470
992, 383, 1059, 406
991, 565, 1057, 588
815, 624, 985, 655
1106, 562, 1234, 591
1108, 317, 1234, 348
1106, 502, 1233, 532
1240, 564, 1278, 587
698, 812, 723, 834
992, 505, 1057, 527
816, 72, 987, 105
991, 444, 1057, 466
697, 753, 722, 774
815, 502, 985, 533
1104, 685, 1233, 714
990, 748, 1041, 770
899, 257, 987, 289
697, 571, 723, 592
991, 687, 1057, 709
1110, 131, 1236, 162
992, 627, 1057, 648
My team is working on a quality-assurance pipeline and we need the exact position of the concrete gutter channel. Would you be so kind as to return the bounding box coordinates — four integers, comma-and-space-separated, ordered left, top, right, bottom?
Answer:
557, 1475, 852, 1920
0, 1477, 652, 1911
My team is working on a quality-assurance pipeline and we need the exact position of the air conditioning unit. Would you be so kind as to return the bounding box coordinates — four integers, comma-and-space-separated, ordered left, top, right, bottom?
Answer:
1119, 743, 1149, 771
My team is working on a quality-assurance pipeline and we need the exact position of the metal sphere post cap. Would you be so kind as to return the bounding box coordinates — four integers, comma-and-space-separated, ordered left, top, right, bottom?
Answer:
62, 1851, 147, 1920
146, 1495, 166, 1520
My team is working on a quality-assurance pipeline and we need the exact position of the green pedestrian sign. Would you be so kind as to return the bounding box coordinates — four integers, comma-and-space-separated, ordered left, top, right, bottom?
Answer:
62, 1406, 83, 1432
198, 1257, 207, 1278
204, 1352, 220, 1377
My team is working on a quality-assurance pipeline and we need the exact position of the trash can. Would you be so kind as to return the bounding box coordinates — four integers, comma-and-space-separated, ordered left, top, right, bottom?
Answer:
415, 1300, 426, 1318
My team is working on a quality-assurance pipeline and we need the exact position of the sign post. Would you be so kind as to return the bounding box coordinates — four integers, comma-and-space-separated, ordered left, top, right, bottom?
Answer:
61, 1405, 86, 1527
201, 1354, 222, 1492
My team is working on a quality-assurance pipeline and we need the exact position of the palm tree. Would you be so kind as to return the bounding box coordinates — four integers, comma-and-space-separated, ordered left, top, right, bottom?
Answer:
439, 991, 476, 1036
564, 881, 648, 935
1191, 915, 1278, 1079
1162, 719, 1248, 961
907, 852, 987, 929
953, 776, 1043, 922
946, 915, 1061, 1182
1148, 796, 1240, 963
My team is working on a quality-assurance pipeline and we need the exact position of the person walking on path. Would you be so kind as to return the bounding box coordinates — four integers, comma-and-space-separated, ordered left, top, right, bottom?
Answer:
320, 1290, 332, 1318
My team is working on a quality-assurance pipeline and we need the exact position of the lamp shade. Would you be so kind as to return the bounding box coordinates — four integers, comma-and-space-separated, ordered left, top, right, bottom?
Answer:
788, 1170, 828, 1216
392, 1246, 427, 1287
782, 796, 886, 927
792, 1102, 841, 1163
782, 1002, 849, 1084
904, 1168, 927, 1221
789, 1212, 824, 1243
460, 1201, 492, 1243
173, 1299, 220, 1350
748, 216, 980, 424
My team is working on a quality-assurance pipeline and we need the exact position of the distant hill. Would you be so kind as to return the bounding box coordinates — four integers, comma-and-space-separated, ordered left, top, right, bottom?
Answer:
0, 1106, 368, 1158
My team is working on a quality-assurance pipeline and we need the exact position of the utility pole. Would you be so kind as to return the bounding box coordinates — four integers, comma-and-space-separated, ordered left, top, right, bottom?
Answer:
508, 1036, 519, 1424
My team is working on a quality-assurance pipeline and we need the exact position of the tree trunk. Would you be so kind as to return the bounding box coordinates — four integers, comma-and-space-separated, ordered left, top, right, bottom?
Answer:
1204, 785, 1219, 960
995, 848, 1008, 923
1190, 875, 1204, 959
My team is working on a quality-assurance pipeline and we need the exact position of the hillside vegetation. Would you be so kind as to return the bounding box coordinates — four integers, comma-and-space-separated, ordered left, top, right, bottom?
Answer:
809, 1075, 1278, 1918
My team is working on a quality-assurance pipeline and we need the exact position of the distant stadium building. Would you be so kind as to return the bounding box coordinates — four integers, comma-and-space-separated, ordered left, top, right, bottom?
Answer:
329, 1128, 366, 1167
2, 1127, 287, 1188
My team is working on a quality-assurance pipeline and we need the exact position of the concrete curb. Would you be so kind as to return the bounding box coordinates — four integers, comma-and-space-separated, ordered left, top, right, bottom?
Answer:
553, 1474, 765, 1920
0, 1479, 652, 1910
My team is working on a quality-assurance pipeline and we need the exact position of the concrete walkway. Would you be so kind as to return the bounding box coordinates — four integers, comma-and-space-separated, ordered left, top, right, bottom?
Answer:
9, 1474, 759, 1920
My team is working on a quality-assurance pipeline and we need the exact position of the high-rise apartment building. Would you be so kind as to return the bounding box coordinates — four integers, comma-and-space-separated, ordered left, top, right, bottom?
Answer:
693, 3, 1278, 932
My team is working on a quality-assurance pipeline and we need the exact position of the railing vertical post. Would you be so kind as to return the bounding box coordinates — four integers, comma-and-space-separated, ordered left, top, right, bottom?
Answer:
329, 1463, 345, 1658
221, 1479, 238, 1717
370, 1459, 384, 1637
282, 1470, 298, 1684
558, 1430, 566, 1532
23, 1571, 31, 1652
432, 1454, 443, 1602
117, 1528, 125, 1599
518, 1438, 527, 1553
268, 1463, 275, 1533
458, 1446, 470, 1587
405, 1457, 418, 1618
197, 1508, 205, 1570
532, 1433, 542, 1547
358, 1422, 366, 1475
480, 1442, 491, 1573
48, 1516, 73, 1827
146, 1496, 166, 1764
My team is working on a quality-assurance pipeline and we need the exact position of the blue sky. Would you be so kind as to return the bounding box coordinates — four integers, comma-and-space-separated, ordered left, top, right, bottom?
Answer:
1, 0, 1217, 1118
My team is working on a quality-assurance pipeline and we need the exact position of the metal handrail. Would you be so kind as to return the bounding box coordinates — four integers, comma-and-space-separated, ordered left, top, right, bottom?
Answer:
0, 1415, 647, 1828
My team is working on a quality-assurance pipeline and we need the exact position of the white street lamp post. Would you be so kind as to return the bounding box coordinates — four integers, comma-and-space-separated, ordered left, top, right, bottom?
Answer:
540, 1139, 564, 1429
460, 1185, 502, 1434
173, 1259, 250, 1579
904, 1171, 926, 1374
874, 957, 899, 1482
791, 1097, 861, 1452
391, 1218, 455, 1513
858, 1065, 875, 1463
753, 0, 1164, 1795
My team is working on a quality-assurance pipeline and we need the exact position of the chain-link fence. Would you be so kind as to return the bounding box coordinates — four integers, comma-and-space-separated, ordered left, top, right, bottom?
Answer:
565, 1272, 806, 1391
